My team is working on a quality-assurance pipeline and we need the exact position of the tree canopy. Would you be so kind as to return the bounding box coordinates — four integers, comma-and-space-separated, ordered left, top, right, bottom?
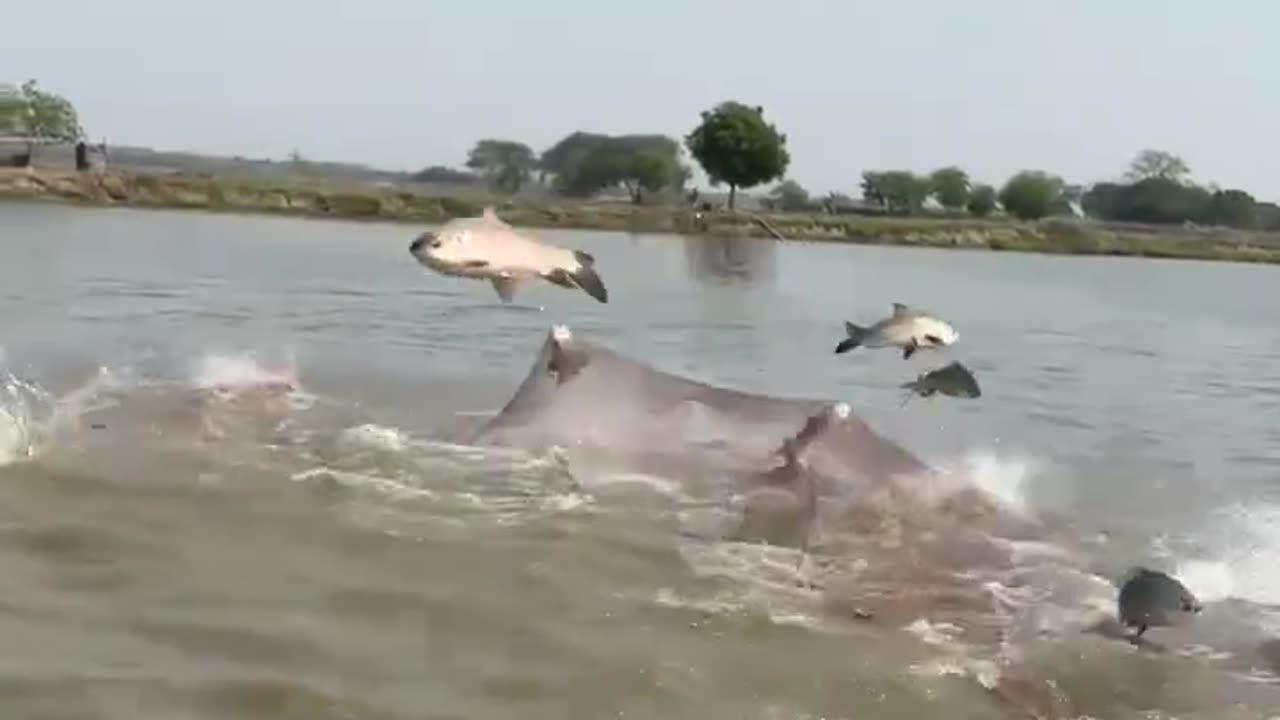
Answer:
539, 131, 610, 180
0, 83, 25, 136
465, 139, 536, 194
999, 171, 1068, 221
861, 170, 932, 214
767, 179, 811, 212
410, 165, 480, 185
966, 184, 997, 217
540, 132, 687, 203
1124, 149, 1191, 184
18, 80, 82, 144
684, 101, 790, 210
929, 166, 971, 210
0, 80, 83, 165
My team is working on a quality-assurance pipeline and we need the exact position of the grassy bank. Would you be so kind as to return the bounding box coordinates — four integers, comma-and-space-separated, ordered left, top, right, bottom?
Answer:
4, 168, 1280, 265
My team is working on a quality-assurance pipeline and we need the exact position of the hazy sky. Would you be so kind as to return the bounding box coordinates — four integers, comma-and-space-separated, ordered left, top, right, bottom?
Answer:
4, 0, 1277, 198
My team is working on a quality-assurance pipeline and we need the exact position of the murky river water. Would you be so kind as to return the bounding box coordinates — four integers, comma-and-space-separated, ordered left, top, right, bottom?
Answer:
2, 202, 1279, 719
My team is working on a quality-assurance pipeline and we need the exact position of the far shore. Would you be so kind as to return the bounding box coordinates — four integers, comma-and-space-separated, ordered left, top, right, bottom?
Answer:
3, 167, 1280, 265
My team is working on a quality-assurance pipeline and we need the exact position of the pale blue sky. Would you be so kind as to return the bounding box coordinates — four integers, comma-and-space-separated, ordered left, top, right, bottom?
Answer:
4, 0, 1276, 198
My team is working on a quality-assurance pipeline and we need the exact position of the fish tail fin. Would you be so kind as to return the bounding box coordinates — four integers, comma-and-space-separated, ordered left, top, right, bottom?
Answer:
834, 322, 867, 354
567, 250, 609, 303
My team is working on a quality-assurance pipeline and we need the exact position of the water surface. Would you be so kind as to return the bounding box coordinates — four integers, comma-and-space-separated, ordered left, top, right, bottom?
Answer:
2, 203, 1279, 719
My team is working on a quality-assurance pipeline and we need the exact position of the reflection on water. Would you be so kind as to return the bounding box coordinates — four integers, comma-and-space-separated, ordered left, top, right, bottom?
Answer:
682, 234, 777, 286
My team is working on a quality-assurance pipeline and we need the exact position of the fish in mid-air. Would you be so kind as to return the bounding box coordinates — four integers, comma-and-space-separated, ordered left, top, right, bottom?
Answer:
834, 303, 959, 360
1117, 567, 1203, 642
408, 207, 608, 304
900, 361, 982, 405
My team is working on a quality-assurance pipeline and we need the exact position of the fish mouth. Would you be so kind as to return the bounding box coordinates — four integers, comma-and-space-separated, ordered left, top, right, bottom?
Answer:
409, 232, 441, 257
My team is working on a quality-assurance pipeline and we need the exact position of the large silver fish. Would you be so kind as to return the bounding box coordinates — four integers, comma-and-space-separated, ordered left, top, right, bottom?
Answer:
408, 207, 608, 304
834, 303, 959, 360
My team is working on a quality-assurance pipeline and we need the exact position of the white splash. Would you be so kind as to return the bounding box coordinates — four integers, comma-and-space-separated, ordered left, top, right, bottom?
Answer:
337, 423, 410, 453
958, 449, 1037, 515
1172, 501, 1280, 606
189, 351, 298, 391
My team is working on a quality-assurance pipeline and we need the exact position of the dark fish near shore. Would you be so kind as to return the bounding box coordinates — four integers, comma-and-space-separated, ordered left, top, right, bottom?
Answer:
408, 207, 609, 304
899, 361, 981, 405
1117, 567, 1203, 642
834, 303, 959, 360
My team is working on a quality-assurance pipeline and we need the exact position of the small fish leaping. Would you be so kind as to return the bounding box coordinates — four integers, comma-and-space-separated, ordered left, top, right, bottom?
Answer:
408, 207, 609, 304
834, 303, 958, 360
1117, 567, 1203, 645
899, 360, 982, 406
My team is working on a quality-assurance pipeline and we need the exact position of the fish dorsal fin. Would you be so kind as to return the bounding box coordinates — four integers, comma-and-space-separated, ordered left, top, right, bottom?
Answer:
891, 302, 913, 317
479, 206, 513, 230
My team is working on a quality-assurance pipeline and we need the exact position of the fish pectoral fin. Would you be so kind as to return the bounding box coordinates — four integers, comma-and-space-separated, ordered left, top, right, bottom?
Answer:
923, 333, 944, 346
461, 259, 490, 268
542, 255, 609, 304
541, 268, 577, 290
490, 275, 521, 303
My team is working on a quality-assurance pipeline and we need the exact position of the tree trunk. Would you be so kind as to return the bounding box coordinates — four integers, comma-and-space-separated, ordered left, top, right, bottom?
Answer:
728, 184, 737, 211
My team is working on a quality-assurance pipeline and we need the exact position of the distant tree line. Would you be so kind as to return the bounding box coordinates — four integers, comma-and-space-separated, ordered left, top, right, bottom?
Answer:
8, 77, 1275, 232
770, 148, 1277, 231
448, 105, 1277, 231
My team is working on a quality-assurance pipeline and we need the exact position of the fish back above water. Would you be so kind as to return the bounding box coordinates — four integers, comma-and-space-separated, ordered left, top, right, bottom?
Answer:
1117, 567, 1203, 638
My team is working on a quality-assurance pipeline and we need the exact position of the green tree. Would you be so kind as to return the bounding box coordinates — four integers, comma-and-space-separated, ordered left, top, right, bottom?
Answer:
411, 165, 479, 185
603, 135, 687, 203
1082, 177, 1212, 225
861, 170, 932, 214
538, 131, 610, 183
465, 139, 536, 194
21, 80, 82, 146
966, 184, 997, 217
545, 133, 687, 202
684, 101, 790, 210
929, 166, 970, 210
0, 83, 26, 136
1124, 149, 1190, 184
1205, 189, 1257, 229
4, 80, 82, 164
998, 170, 1066, 221
768, 179, 810, 211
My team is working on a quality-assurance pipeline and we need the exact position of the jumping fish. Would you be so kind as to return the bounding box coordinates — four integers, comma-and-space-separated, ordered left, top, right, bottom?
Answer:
408, 207, 608, 304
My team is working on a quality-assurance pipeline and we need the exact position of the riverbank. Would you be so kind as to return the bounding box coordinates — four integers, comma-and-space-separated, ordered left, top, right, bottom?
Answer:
4, 167, 1279, 264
